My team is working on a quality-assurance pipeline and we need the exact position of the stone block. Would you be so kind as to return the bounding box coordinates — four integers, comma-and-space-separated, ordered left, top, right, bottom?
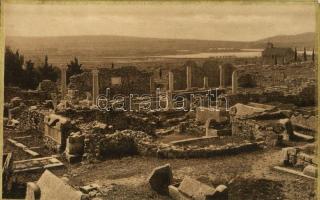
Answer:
178, 176, 216, 200
206, 129, 218, 137
65, 152, 82, 164
196, 107, 227, 124
148, 163, 173, 195
211, 185, 228, 200
80, 184, 99, 194
169, 185, 181, 200
36, 170, 84, 200
66, 133, 85, 155
303, 165, 317, 178
25, 182, 41, 200
281, 147, 292, 165
169, 185, 191, 200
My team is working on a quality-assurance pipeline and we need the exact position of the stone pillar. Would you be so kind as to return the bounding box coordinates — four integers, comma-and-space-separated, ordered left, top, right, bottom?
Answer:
219, 65, 225, 88
166, 91, 173, 110
60, 66, 67, 100
168, 71, 174, 92
232, 71, 238, 94
92, 69, 99, 106
203, 76, 208, 89
186, 65, 192, 90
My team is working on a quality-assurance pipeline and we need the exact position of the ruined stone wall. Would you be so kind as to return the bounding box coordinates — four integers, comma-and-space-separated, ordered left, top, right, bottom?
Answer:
230, 118, 291, 146
237, 63, 315, 89
68, 66, 151, 97
83, 129, 264, 161
83, 130, 158, 160
291, 113, 317, 132
4, 87, 48, 104
18, 108, 47, 133
57, 109, 157, 135
282, 144, 316, 168
227, 85, 316, 107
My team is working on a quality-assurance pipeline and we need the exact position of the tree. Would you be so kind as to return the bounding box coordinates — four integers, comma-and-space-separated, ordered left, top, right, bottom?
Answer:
294, 47, 297, 62
312, 48, 315, 62
303, 47, 307, 61
67, 57, 83, 82
21, 60, 40, 89
5, 47, 24, 87
38, 55, 59, 82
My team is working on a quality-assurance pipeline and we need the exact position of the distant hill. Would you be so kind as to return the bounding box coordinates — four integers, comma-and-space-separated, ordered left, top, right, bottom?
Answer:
6, 35, 250, 57
5, 32, 315, 67
251, 32, 315, 49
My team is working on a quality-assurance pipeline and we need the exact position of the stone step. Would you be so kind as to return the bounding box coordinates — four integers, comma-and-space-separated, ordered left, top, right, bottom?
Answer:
293, 131, 314, 141
273, 166, 316, 180
13, 156, 64, 173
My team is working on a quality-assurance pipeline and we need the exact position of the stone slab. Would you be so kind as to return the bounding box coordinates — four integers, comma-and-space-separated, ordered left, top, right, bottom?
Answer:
36, 170, 84, 200
148, 163, 173, 195
273, 166, 316, 180
178, 176, 216, 200
14, 156, 64, 173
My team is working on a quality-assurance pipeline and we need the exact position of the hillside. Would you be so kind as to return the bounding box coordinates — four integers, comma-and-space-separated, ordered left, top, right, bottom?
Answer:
5, 32, 315, 67
252, 32, 315, 49
6, 35, 250, 57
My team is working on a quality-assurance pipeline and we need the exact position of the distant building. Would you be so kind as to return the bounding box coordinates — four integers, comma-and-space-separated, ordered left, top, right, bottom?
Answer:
261, 42, 295, 65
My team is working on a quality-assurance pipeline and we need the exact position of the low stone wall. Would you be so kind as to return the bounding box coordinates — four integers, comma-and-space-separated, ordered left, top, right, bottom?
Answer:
170, 136, 219, 146
5, 87, 49, 104
291, 113, 317, 132
157, 141, 264, 159
83, 129, 264, 161
57, 108, 157, 135
83, 129, 158, 160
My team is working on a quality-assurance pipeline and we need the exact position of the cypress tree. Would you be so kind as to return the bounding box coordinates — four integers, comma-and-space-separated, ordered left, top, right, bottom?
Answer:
303, 47, 307, 61
312, 48, 315, 62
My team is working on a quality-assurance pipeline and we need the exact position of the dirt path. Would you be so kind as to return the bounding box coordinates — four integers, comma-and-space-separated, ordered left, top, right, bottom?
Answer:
66, 148, 315, 200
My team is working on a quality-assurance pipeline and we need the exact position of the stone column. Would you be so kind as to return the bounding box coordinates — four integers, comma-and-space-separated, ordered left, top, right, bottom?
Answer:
186, 65, 192, 90
92, 69, 99, 106
168, 71, 174, 92
60, 65, 67, 100
232, 71, 238, 94
166, 90, 173, 110
219, 65, 225, 88
203, 76, 208, 89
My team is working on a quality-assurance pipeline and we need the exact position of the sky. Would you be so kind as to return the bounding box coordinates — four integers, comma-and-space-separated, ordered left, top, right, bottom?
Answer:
4, 1, 316, 41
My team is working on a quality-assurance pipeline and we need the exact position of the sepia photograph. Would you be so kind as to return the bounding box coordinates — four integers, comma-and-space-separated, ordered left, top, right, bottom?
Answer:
1, 1, 318, 199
